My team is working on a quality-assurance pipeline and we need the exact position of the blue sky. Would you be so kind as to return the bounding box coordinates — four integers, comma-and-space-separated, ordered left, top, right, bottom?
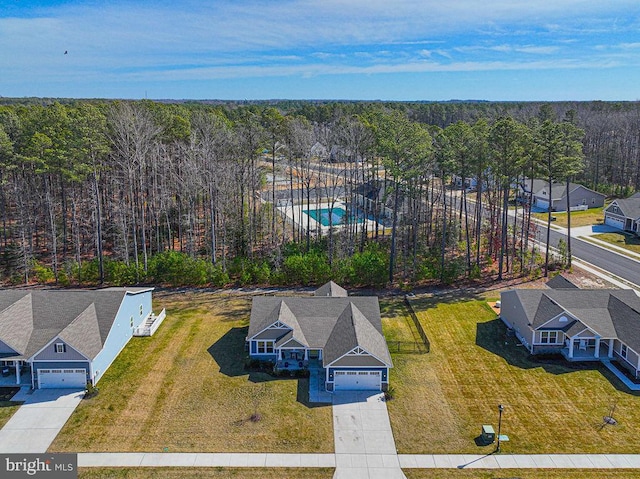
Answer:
1, 0, 639, 100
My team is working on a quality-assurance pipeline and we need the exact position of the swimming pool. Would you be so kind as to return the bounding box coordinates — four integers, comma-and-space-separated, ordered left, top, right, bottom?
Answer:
302, 207, 363, 227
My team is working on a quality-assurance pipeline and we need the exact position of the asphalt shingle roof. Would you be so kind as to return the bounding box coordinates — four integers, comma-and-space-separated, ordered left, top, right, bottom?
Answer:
609, 193, 640, 220
512, 288, 640, 352
0, 288, 148, 360
546, 275, 579, 290
248, 291, 392, 368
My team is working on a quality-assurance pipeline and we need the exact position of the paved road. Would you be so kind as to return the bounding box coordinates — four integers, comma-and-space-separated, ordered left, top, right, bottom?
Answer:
537, 225, 640, 287
451, 194, 640, 288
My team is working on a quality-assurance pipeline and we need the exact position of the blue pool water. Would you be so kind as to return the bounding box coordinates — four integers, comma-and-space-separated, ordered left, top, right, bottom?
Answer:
303, 207, 364, 226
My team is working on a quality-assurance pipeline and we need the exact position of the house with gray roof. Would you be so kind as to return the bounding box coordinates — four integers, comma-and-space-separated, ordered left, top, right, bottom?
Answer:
0, 288, 163, 389
500, 286, 640, 378
603, 192, 640, 233
517, 178, 605, 212
246, 282, 392, 391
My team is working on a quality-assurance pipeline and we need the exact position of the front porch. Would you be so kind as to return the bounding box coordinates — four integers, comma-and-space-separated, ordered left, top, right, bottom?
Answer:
275, 348, 322, 371
0, 361, 31, 386
561, 337, 613, 362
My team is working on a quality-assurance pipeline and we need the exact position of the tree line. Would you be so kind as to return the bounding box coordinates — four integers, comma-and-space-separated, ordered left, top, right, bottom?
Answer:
0, 99, 630, 288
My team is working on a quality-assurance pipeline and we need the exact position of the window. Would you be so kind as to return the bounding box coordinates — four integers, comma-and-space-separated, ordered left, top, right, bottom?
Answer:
613, 206, 619, 214
540, 331, 558, 344
54, 343, 66, 353
130, 316, 134, 328
621, 344, 628, 359
256, 341, 274, 354
139, 304, 144, 316
592, 198, 595, 204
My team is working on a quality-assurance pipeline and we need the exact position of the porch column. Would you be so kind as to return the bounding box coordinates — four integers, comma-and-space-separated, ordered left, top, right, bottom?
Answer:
568, 338, 574, 359
304, 349, 308, 360
594, 337, 600, 359
14, 360, 20, 385
608, 339, 614, 358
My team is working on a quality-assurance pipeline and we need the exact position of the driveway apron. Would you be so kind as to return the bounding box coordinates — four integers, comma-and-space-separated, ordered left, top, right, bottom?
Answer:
0, 388, 84, 453
332, 391, 406, 479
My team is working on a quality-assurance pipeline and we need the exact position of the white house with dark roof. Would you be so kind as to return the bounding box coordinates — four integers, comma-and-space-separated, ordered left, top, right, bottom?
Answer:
603, 192, 640, 233
246, 282, 392, 391
0, 288, 163, 389
500, 283, 640, 378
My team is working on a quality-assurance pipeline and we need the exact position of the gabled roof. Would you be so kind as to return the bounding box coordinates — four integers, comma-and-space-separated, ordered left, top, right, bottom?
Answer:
314, 281, 348, 297
323, 302, 392, 366
523, 178, 603, 201
508, 288, 640, 352
247, 285, 392, 368
0, 288, 148, 360
546, 275, 579, 290
606, 193, 640, 220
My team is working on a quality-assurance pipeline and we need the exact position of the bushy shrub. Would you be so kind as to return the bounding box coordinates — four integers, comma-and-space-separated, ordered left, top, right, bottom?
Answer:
282, 252, 331, 286
32, 262, 54, 284
348, 244, 388, 287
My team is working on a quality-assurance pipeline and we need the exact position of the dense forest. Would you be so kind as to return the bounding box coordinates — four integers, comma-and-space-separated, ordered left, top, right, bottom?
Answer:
0, 98, 638, 288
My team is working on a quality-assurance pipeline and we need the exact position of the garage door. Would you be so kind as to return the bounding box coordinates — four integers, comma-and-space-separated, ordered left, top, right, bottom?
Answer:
605, 215, 624, 230
334, 370, 381, 391
38, 369, 86, 389
536, 198, 549, 210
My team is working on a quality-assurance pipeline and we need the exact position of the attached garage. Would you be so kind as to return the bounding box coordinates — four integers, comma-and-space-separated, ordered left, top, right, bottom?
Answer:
37, 368, 87, 389
536, 198, 550, 211
334, 370, 381, 391
605, 215, 624, 230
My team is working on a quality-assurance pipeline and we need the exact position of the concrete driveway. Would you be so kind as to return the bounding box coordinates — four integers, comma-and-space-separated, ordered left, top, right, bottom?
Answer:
0, 388, 84, 453
332, 391, 406, 479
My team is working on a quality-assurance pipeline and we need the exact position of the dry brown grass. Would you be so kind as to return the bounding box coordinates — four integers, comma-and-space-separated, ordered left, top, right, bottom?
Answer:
532, 206, 605, 228
386, 294, 640, 454
50, 292, 333, 453
78, 468, 334, 479
404, 469, 640, 479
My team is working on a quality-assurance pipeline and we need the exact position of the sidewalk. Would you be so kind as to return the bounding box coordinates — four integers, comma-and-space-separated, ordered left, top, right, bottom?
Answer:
77, 452, 640, 469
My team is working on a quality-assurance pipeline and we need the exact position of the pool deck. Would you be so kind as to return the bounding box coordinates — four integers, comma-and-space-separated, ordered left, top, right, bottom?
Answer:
278, 201, 382, 234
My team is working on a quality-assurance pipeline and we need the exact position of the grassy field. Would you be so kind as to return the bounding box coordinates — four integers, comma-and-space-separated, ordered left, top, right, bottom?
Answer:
50, 292, 333, 453
404, 470, 640, 479
532, 206, 605, 228
385, 294, 640, 454
593, 232, 640, 254
78, 468, 333, 479
0, 401, 22, 429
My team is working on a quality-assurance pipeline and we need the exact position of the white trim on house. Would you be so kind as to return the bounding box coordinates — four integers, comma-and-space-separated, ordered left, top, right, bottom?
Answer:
30, 337, 91, 362
248, 321, 292, 342
536, 311, 578, 329
255, 340, 275, 354
325, 345, 392, 369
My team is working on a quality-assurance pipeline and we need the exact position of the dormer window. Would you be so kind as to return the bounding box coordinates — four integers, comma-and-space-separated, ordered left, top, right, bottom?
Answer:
559, 316, 568, 323
55, 343, 66, 353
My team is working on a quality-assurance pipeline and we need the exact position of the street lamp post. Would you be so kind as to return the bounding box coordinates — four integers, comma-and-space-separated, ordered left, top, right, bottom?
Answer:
496, 404, 504, 452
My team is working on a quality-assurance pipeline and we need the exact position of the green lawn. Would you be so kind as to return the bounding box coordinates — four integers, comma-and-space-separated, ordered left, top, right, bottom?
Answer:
50, 292, 333, 453
593, 232, 640, 254
78, 468, 334, 479
386, 294, 640, 454
533, 205, 605, 228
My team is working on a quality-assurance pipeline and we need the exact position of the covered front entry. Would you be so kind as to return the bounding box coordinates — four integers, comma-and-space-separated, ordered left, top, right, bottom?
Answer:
37, 368, 87, 389
334, 370, 381, 391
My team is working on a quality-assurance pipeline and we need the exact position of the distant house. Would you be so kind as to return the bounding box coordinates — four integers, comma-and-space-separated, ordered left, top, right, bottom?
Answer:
603, 193, 640, 233
500, 280, 640, 378
517, 179, 605, 212
246, 281, 393, 391
354, 179, 403, 224
0, 288, 164, 389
